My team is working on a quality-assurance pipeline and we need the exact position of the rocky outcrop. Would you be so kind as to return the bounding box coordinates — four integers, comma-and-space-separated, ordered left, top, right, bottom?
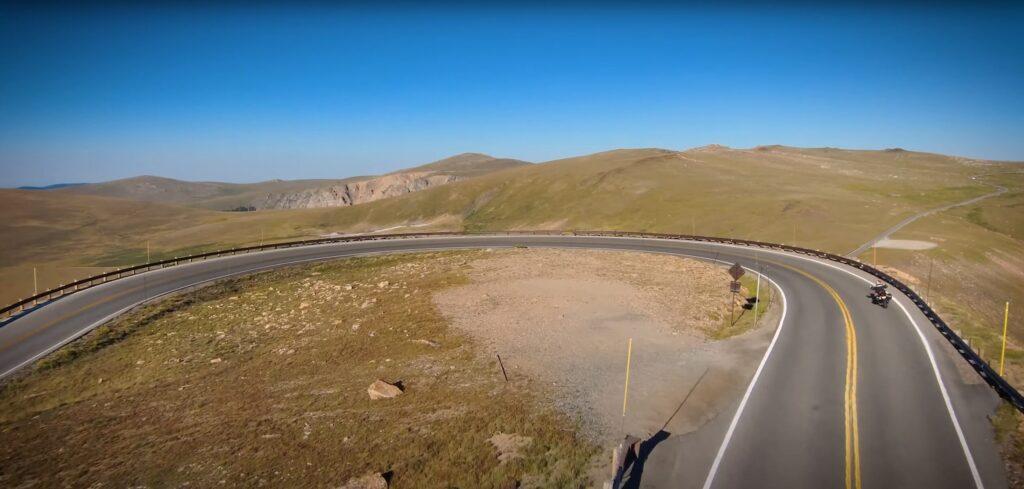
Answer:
258, 171, 459, 209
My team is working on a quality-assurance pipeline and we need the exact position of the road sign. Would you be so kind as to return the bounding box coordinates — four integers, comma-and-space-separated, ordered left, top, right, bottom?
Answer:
729, 263, 745, 280
730, 280, 741, 293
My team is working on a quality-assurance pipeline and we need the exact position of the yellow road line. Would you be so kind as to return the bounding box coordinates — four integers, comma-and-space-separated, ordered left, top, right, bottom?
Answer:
765, 259, 861, 489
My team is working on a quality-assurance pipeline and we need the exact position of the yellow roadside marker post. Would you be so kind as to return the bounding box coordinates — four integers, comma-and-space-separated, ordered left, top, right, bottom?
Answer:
1000, 301, 1011, 376
622, 338, 633, 418
33, 267, 38, 296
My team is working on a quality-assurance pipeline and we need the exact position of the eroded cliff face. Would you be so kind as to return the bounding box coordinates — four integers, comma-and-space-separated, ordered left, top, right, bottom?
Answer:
258, 171, 459, 209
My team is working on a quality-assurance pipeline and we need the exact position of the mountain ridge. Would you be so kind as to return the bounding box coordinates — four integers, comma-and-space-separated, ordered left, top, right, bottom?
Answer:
54, 153, 530, 210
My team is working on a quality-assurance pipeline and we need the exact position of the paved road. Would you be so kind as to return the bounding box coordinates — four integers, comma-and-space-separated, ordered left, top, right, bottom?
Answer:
0, 235, 1008, 488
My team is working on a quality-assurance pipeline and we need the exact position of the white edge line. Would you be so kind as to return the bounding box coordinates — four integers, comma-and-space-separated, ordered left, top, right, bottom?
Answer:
701, 272, 788, 489
893, 298, 985, 489
1, 242, 631, 378
1, 241, 759, 379
0, 254, 343, 379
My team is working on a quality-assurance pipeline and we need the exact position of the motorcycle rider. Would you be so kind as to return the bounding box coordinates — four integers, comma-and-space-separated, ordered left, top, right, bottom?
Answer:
870, 280, 888, 296
869, 280, 892, 307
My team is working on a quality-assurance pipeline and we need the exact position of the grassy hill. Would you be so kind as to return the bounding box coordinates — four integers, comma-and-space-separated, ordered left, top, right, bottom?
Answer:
52, 175, 364, 210
51, 153, 530, 211
3, 144, 1022, 387
407, 152, 531, 176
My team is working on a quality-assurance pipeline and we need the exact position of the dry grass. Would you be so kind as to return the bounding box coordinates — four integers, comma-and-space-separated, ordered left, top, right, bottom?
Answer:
709, 274, 773, 341
0, 145, 1003, 307
0, 251, 598, 488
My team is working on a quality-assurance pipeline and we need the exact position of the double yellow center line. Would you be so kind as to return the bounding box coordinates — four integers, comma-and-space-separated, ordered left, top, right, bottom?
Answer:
767, 259, 861, 489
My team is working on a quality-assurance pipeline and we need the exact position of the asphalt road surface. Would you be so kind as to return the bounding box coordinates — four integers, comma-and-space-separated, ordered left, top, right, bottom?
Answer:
0, 235, 1008, 488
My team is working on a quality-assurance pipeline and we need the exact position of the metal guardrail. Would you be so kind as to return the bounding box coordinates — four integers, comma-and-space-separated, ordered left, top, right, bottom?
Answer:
3, 229, 1022, 412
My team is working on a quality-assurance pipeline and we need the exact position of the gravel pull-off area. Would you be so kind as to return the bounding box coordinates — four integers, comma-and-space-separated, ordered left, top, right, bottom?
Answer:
434, 249, 779, 443
873, 238, 938, 250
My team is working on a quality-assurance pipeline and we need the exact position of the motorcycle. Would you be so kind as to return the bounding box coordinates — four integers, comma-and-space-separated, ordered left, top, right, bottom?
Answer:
868, 285, 892, 308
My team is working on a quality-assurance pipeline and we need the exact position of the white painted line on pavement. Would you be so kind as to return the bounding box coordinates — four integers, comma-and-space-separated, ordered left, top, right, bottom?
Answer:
0, 253, 346, 379
893, 298, 985, 489
701, 273, 788, 489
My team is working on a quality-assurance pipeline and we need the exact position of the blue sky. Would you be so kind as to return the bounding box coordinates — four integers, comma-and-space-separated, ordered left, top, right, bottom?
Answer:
1, 3, 1022, 186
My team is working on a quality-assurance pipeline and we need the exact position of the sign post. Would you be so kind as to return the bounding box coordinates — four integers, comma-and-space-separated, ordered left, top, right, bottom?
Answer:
728, 264, 745, 325
753, 267, 762, 326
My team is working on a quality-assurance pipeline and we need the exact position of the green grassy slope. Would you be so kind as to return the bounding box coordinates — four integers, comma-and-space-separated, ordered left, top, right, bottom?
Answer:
322, 145, 992, 252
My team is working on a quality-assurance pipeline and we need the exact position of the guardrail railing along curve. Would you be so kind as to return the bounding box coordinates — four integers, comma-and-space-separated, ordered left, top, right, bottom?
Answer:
3, 230, 1022, 413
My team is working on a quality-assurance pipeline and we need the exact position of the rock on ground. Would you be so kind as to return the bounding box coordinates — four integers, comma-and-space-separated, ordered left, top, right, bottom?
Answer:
367, 380, 403, 400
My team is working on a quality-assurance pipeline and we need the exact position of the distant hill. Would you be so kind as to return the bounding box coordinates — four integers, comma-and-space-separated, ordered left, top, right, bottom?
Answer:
17, 183, 86, 190
407, 152, 531, 175
255, 153, 530, 210
56, 153, 530, 210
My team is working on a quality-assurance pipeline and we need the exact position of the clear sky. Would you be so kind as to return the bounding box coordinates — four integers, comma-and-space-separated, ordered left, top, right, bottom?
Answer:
1, 2, 1022, 187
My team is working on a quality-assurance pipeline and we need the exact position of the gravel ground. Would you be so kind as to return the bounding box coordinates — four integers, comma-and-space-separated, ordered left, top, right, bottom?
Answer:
433, 249, 779, 444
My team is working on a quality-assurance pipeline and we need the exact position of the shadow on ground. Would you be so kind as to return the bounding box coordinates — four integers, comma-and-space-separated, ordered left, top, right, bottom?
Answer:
621, 430, 671, 488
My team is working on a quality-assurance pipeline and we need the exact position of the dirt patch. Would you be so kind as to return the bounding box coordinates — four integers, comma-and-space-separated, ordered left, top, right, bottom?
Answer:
434, 249, 778, 443
877, 265, 922, 286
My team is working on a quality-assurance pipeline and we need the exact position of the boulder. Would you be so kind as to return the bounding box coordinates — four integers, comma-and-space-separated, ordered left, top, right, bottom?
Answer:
367, 380, 403, 400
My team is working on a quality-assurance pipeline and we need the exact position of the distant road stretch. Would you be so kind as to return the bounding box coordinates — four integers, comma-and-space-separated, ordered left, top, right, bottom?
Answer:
0, 235, 1008, 488
847, 182, 1008, 258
